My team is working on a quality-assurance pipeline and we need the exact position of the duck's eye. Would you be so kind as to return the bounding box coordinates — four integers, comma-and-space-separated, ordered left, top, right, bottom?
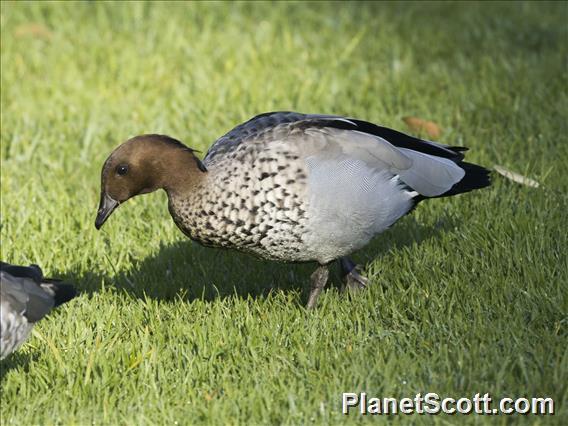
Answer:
116, 165, 129, 176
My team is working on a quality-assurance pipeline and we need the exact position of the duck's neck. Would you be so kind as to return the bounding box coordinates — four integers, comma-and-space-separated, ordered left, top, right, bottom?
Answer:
154, 148, 207, 197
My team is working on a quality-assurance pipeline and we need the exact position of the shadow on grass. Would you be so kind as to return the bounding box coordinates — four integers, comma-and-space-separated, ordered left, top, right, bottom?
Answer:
2, 213, 450, 384
0, 352, 36, 384
67, 214, 457, 304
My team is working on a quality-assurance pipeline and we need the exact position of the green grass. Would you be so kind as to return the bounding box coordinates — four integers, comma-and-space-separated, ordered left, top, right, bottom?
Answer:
1, 1, 567, 424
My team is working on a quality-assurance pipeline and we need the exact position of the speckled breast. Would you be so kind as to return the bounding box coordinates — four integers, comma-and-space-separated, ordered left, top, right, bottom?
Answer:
168, 140, 312, 262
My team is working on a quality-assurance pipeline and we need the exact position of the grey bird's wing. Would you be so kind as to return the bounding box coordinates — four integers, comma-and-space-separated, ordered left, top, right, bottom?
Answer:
0, 262, 76, 323
204, 112, 469, 197
205, 111, 465, 162
0, 271, 55, 323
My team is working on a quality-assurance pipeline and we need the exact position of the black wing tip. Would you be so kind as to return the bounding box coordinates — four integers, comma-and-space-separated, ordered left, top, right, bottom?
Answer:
414, 162, 491, 203
454, 162, 492, 193
308, 116, 467, 160
47, 282, 77, 307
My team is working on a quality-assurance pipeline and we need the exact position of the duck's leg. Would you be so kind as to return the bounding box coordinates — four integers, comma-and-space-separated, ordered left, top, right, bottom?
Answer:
339, 257, 368, 291
306, 264, 329, 309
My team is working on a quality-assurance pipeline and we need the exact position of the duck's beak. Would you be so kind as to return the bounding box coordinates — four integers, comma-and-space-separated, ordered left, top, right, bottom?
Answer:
95, 193, 119, 230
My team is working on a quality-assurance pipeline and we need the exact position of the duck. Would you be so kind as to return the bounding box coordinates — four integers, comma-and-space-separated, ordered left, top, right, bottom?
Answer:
0, 262, 76, 359
95, 111, 490, 308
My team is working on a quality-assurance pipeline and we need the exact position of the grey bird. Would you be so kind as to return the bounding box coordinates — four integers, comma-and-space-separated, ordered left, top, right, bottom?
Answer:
0, 262, 76, 359
95, 112, 490, 308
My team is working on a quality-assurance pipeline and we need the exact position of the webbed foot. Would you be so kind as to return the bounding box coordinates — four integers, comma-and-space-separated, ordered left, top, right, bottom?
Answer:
339, 257, 369, 292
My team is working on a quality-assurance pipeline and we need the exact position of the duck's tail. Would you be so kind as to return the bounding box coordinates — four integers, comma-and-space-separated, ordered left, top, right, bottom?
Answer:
414, 162, 491, 202
40, 279, 77, 307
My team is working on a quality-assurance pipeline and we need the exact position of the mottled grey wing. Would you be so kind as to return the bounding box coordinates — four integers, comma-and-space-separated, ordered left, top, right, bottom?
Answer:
0, 271, 54, 323
204, 112, 307, 163
204, 111, 467, 196
204, 111, 465, 165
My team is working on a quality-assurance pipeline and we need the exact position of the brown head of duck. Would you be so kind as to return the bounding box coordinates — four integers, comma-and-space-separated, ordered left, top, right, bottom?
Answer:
95, 134, 206, 229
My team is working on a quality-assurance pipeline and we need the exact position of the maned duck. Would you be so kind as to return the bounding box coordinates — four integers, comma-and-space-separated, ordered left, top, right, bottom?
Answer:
0, 262, 76, 359
95, 112, 490, 308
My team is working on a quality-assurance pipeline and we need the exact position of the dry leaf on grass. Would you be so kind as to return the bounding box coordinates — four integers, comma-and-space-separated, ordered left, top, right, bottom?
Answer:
402, 116, 442, 139
14, 23, 53, 40
493, 165, 540, 188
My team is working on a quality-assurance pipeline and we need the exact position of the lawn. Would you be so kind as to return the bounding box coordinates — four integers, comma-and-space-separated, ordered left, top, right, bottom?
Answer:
0, 1, 566, 424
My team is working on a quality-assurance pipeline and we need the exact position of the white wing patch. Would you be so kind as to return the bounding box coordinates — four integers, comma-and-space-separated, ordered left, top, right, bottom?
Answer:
395, 148, 465, 197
